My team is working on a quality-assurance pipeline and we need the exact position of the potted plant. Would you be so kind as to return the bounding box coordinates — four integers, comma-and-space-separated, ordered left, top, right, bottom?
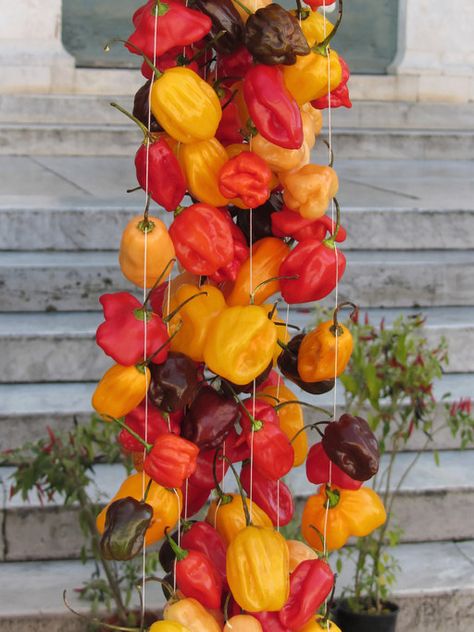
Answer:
332, 313, 473, 630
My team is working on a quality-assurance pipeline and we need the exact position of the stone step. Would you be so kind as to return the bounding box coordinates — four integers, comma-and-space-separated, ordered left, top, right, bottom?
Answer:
0, 306, 472, 384
1, 199, 474, 252
1, 123, 472, 160
1, 249, 473, 312
0, 451, 473, 561
1, 373, 471, 454
0, 540, 473, 632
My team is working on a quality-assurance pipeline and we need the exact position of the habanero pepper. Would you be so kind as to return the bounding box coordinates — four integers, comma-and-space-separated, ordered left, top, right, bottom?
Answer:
232, 191, 283, 245
120, 399, 182, 453
277, 334, 335, 395
271, 209, 346, 244
148, 351, 200, 412
230, 0, 271, 22
178, 138, 230, 206
164, 597, 222, 632
188, 445, 230, 490
218, 151, 272, 208
100, 497, 153, 561
243, 64, 303, 150
218, 45, 253, 77
240, 461, 294, 526
280, 164, 339, 220
252, 611, 290, 631
149, 622, 191, 632
215, 84, 245, 145
133, 80, 162, 133
92, 363, 150, 420
206, 493, 272, 546
144, 433, 199, 489
286, 539, 318, 573
304, 0, 336, 8
224, 615, 263, 631
306, 442, 362, 491
312, 56, 352, 110
299, 618, 342, 632
181, 521, 228, 585
194, 0, 245, 54
209, 210, 249, 284
181, 480, 212, 517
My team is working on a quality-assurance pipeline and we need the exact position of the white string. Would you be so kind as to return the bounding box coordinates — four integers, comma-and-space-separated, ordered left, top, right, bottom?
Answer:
172, 489, 182, 593
275, 302, 290, 531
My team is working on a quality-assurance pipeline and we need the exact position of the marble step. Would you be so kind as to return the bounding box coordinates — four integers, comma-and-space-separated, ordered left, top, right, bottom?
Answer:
1, 540, 474, 631
0, 306, 472, 384
1, 450, 473, 562
1, 373, 471, 454
0, 123, 473, 160
1, 199, 474, 252
1, 250, 474, 312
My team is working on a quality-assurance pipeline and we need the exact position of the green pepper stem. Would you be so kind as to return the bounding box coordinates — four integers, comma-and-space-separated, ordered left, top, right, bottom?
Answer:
322, 197, 341, 248
231, 0, 253, 16
221, 380, 263, 431
143, 322, 183, 364
309, 524, 327, 555
222, 454, 252, 527
290, 420, 332, 444
106, 416, 152, 452
212, 448, 233, 504
105, 38, 163, 79
143, 478, 153, 503
295, 0, 303, 20
277, 339, 297, 357
126, 185, 142, 194
250, 275, 298, 304
144, 575, 176, 599
275, 401, 332, 416
63, 590, 140, 632
163, 291, 208, 323
181, 30, 226, 65
110, 102, 152, 142
330, 301, 358, 337
325, 485, 341, 509
141, 258, 176, 309
312, 0, 344, 56
322, 139, 335, 168
273, 320, 301, 331
165, 527, 188, 561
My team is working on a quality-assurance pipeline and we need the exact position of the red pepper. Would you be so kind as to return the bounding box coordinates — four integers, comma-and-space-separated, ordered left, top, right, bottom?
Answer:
312, 56, 352, 110
253, 611, 290, 631
304, 0, 336, 9
140, 46, 200, 80
181, 521, 228, 585
166, 534, 223, 609
127, 0, 211, 60
278, 559, 334, 630
143, 433, 199, 488
96, 292, 168, 366
241, 399, 279, 433
216, 85, 244, 145
169, 203, 234, 275
240, 461, 294, 527
219, 152, 272, 208
181, 480, 211, 517
279, 238, 346, 304
306, 442, 362, 491
218, 46, 253, 78
188, 445, 230, 489
243, 65, 303, 150
209, 209, 249, 284
225, 427, 252, 463
119, 399, 182, 452
135, 137, 186, 211
272, 208, 347, 244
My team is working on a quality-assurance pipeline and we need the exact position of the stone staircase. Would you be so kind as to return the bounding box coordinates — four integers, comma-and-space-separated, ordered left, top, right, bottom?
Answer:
0, 95, 473, 631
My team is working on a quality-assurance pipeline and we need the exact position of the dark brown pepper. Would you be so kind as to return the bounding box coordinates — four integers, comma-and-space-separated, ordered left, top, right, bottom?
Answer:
148, 352, 200, 412
100, 497, 152, 561
133, 81, 163, 134
194, 0, 245, 54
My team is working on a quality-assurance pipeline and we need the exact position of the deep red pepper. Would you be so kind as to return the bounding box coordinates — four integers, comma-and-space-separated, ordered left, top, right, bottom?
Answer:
243, 65, 303, 150
218, 46, 253, 78
188, 445, 230, 489
96, 292, 168, 366
209, 208, 249, 284
139, 46, 200, 80
306, 442, 362, 490
181, 521, 228, 585
272, 209, 347, 244
119, 399, 182, 452
143, 433, 199, 488
304, 0, 336, 8
216, 85, 245, 145
312, 55, 352, 110
219, 152, 272, 208
241, 399, 279, 433
225, 426, 252, 463
253, 611, 290, 631
278, 559, 334, 630
240, 461, 294, 527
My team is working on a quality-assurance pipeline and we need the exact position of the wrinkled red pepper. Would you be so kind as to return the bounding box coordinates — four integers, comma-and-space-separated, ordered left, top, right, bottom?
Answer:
119, 399, 182, 452
143, 433, 199, 488
278, 559, 334, 630
240, 461, 294, 526
272, 208, 347, 244
209, 209, 249, 284
243, 65, 303, 149
312, 56, 352, 110
181, 521, 228, 585
219, 152, 272, 208
306, 442, 362, 490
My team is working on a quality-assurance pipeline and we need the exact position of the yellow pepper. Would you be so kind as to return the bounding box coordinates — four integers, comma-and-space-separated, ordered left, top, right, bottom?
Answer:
297, 10, 335, 47
286, 539, 318, 573
283, 49, 343, 106
164, 283, 226, 362
280, 164, 339, 219
225, 237, 291, 306
258, 382, 308, 467
226, 142, 251, 159
92, 363, 149, 419
203, 305, 277, 385
151, 67, 221, 144
179, 137, 230, 206
301, 486, 386, 551
226, 525, 290, 612
262, 304, 291, 364
164, 598, 222, 632
206, 493, 272, 546
231, 0, 271, 22
299, 618, 342, 631
149, 622, 191, 632
96, 473, 182, 547
224, 615, 263, 631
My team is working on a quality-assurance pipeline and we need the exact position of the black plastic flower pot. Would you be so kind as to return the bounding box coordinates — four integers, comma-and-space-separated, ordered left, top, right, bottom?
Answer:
335, 599, 399, 632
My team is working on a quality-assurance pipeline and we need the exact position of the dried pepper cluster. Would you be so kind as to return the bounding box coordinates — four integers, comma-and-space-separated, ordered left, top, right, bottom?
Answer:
90, 0, 384, 630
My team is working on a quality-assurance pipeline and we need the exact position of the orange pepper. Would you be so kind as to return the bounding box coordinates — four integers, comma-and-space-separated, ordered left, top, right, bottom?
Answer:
226, 142, 251, 159
261, 303, 291, 364
280, 164, 339, 220
119, 215, 175, 288
92, 363, 149, 419
164, 598, 222, 632
286, 539, 318, 573
149, 621, 191, 632
178, 138, 230, 207
206, 493, 272, 546
224, 615, 263, 631
299, 617, 342, 632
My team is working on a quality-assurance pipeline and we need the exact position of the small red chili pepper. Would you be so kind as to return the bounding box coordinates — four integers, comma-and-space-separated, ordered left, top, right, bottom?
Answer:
272, 208, 347, 244
312, 55, 352, 110
219, 152, 272, 208
181, 521, 228, 585
119, 399, 182, 452
306, 442, 362, 490
143, 433, 199, 488
240, 461, 294, 526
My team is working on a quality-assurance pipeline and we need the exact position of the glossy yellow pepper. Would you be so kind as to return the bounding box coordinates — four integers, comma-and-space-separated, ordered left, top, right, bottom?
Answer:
297, 10, 335, 47
151, 67, 222, 144
164, 283, 226, 362
206, 493, 272, 546
299, 618, 342, 631
96, 473, 182, 547
226, 237, 291, 306
258, 382, 308, 467
149, 622, 191, 632
226, 525, 290, 612
283, 49, 343, 106
203, 305, 277, 385
301, 486, 386, 551
298, 318, 353, 382
224, 615, 263, 631
262, 304, 291, 364
280, 164, 339, 219
164, 598, 221, 632
286, 539, 318, 573
179, 137, 230, 206
92, 363, 149, 419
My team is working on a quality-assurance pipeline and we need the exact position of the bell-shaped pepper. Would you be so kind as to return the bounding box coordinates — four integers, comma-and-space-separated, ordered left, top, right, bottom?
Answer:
169, 203, 234, 275
181, 385, 241, 450
92, 363, 150, 419
96, 472, 182, 546
277, 334, 335, 395
306, 442, 362, 491
219, 152, 272, 208
286, 539, 318, 573
279, 559, 334, 630
149, 351, 200, 412
301, 485, 386, 551
206, 493, 272, 545
226, 525, 289, 612
245, 4, 310, 65
127, 0, 212, 59
283, 49, 343, 106
240, 461, 294, 526
181, 521, 228, 585
272, 209, 346, 244
224, 615, 263, 631
164, 597, 222, 632
178, 138, 230, 206
322, 414, 380, 481
244, 65, 303, 150
151, 67, 222, 144
194, 0, 245, 54
96, 292, 169, 367
225, 237, 290, 306
144, 433, 199, 488
119, 214, 175, 288
119, 399, 182, 452
312, 56, 352, 110
204, 305, 277, 385
297, 304, 355, 382
100, 497, 153, 561
280, 164, 339, 220
299, 618, 341, 632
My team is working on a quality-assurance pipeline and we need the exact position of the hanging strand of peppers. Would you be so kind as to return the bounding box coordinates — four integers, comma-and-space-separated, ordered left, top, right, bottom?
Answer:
78, 0, 389, 630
